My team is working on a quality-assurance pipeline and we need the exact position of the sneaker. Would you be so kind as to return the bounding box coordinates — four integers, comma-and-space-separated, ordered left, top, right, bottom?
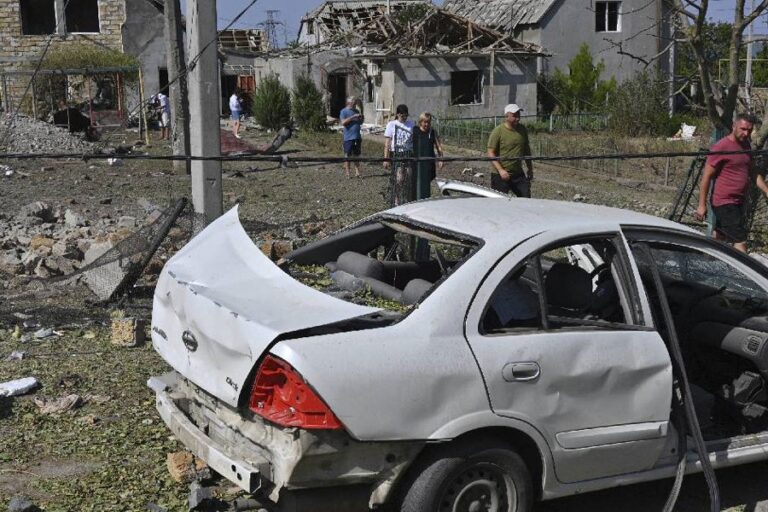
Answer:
234, 133, 241, 139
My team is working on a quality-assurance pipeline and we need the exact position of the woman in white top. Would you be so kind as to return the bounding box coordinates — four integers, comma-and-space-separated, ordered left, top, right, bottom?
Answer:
229, 90, 243, 139
383, 104, 416, 205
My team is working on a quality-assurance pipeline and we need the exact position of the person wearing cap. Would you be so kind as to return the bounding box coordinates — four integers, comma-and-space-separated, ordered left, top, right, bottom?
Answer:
340, 96, 364, 178
487, 103, 533, 198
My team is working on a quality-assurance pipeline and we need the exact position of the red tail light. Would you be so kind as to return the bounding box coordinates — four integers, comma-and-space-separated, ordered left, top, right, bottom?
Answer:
249, 355, 343, 430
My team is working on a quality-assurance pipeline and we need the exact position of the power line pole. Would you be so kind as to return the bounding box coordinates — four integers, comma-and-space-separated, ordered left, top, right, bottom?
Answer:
164, 0, 191, 175
187, 0, 222, 225
746, 0, 755, 108
262, 10, 283, 50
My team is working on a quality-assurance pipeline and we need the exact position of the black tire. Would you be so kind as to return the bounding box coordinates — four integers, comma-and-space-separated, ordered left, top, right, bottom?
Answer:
397, 441, 533, 512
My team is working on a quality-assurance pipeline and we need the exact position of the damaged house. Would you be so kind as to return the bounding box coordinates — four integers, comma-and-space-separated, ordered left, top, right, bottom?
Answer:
242, 1, 545, 122
442, 0, 673, 83
0, 0, 167, 113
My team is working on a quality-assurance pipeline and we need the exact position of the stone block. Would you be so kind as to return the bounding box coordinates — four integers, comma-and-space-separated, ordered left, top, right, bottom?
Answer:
110, 317, 146, 347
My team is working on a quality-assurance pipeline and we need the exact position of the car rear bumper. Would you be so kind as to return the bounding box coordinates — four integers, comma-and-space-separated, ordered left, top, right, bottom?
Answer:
148, 371, 424, 505
149, 372, 269, 493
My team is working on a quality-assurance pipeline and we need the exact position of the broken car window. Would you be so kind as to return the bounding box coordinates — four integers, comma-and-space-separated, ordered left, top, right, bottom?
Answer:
482, 237, 636, 333
286, 220, 478, 313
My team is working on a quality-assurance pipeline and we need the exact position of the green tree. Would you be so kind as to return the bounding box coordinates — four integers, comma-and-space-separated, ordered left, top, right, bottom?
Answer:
252, 73, 291, 130
548, 44, 616, 113
291, 74, 326, 132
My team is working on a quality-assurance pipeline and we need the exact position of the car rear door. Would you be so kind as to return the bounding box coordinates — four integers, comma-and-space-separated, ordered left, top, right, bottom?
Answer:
464, 232, 673, 483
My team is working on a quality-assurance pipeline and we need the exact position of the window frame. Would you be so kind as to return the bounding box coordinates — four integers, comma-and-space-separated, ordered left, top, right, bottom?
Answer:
20, 0, 57, 35
479, 233, 647, 336
595, 1, 622, 33
450, 70, 484, 106
64, 0, 101, 34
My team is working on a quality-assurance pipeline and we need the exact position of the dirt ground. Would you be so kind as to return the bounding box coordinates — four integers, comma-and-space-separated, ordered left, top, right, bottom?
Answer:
0, 125, 766, 511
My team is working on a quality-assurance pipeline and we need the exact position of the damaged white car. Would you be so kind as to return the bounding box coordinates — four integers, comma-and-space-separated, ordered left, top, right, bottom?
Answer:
149, 194, 768, 512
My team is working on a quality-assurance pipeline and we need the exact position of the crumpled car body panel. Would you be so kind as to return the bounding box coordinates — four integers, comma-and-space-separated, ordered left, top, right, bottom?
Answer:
151, 206, 378, 407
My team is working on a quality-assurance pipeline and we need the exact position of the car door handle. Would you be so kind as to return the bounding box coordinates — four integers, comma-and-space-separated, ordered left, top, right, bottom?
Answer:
502, 362, 541, 382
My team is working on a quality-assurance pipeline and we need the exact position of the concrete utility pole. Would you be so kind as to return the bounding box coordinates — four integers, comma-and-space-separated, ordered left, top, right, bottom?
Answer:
164, 0, 191, 175
746, 0, 755, 107
186, 0, 222, 225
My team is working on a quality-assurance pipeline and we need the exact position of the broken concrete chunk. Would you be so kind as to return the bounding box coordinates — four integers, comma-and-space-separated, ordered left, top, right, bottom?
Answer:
0, 377, 39, 397
64, 209, 87, 228
188, 481, 213, 511
110, 317, 146, 347
117, 216, 137, 229
5, 351, 26, 361
0, 251, 23, 275
17, 202, 54, 225
29, 236, 55, 251
34, 328, 56, 339
7, 495, 37, 512
167, 451, 208, 484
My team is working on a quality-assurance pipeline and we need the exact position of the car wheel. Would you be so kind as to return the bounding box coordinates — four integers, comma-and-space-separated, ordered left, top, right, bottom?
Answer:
398, 443, 533, 512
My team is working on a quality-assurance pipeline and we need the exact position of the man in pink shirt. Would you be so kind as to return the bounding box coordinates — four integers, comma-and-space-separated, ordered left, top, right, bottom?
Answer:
696, 114, 768, 252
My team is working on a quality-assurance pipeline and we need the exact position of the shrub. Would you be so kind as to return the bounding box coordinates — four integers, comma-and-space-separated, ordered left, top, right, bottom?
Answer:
545, 44, 616, 114
291, 74, 326, 132
252, 73, 291, 130
606, 71, 674, 136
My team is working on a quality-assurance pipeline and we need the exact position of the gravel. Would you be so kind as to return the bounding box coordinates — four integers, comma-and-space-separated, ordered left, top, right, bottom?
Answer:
1, 114, 94, 154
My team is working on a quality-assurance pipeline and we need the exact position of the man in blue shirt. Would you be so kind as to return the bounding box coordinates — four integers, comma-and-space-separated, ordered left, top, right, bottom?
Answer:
340, 96, 364, 178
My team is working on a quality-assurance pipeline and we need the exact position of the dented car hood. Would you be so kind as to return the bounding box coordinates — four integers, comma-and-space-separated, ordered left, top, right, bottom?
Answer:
151, 207, 379, 407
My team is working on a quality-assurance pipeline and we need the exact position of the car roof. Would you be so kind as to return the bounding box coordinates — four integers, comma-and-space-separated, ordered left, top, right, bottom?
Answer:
387, 197, 697, 245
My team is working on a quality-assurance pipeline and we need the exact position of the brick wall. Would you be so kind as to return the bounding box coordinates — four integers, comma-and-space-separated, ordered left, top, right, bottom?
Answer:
0, 0, 127, 113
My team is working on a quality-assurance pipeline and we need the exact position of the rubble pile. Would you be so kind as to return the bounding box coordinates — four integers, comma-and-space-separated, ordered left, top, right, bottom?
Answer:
0, 200, 175, 291
1, 114, 94, 154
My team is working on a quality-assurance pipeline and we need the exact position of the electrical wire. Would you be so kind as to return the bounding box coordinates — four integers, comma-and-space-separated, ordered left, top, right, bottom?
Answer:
93, 0, 261, 148
1, 146, 767, 163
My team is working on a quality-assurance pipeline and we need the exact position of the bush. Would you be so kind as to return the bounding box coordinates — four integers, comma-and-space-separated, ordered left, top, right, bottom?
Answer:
291, 75, 326, 132
606, 71, 672, 136
252, 73, 291, 130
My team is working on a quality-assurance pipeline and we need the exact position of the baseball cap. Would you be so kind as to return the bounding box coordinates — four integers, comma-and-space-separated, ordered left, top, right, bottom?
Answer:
504, 104, 523, 114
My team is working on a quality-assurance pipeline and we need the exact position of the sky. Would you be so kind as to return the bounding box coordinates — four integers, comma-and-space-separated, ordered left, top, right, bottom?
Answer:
207, 0, 763, 46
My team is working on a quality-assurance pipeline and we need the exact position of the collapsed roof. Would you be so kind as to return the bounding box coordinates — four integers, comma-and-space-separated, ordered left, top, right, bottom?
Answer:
292, 3, 545, 57
218, 29, 270, 54
442, 0, 557, 32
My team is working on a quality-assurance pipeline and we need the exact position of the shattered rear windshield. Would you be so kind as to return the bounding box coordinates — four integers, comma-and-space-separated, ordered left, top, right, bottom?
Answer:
285, 219, 479, 313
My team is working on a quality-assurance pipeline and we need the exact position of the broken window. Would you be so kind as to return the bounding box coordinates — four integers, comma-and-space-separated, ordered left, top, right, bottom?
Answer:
450, 70, 483, 105
306, 20, 314, 35
595, 1, 621, 32
482, 237, 637, 333
65, 0, 100, 33
285, 219, 479, 313
20, 0, 56, 35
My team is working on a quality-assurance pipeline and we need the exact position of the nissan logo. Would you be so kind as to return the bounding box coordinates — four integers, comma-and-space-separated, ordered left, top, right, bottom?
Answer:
181, 330, 198, 352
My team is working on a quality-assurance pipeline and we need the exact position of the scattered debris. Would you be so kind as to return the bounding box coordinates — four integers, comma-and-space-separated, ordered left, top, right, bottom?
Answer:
107, 158, 124, 167
167, 451, 208, 484
7, 495, 38, 512
0, 377, 39, 397
188, 481, 214, 511
110, 316, 146, 347
5, 350, 26, 361
33, 394, 82, 414
34, 327, 57, 339
1, 114, 94, 154
146, 503, 169, 512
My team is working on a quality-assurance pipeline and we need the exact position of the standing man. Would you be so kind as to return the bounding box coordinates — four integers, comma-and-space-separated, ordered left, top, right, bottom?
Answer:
340, 96, 363, 178
156, 90, 171, 141
487, 103, 533, 198
696, 114, 768, 252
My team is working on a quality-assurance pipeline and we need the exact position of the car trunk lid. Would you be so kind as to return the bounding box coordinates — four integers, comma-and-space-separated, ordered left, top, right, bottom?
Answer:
151, 207, 379, 407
